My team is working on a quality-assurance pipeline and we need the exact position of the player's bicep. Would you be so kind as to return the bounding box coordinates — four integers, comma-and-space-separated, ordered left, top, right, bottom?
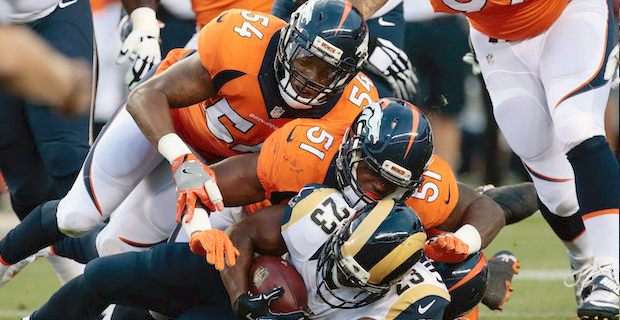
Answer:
147, 53, 215, 108
435, 182, 478, 231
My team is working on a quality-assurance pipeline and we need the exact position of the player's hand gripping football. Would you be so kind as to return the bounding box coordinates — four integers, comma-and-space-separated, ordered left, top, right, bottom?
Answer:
171, 153, 224, 223
233, 287, 308, 320
425, 233, 470, 263
116, 7, 162, 90
190, 229, 240, 270
366, 37, 419, 102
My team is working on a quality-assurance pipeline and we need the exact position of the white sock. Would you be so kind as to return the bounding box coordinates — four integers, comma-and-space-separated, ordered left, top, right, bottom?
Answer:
583, 213, 620, 261
564, 231, 594, 269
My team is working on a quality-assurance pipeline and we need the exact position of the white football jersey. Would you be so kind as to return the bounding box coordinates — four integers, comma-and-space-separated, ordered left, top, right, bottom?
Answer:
0, 0, 11, 23
281, 184, 450, 320
3, 0, 61, 23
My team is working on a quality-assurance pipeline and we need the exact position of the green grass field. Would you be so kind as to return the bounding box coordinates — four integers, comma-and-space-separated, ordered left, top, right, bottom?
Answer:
0, 212, 579, 320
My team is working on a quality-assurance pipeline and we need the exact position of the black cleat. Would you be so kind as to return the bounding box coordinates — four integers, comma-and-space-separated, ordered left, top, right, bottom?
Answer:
482, 250, 520, 310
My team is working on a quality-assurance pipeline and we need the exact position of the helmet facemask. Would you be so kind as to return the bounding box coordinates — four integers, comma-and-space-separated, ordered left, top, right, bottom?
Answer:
315, 199, 428, 310
336, 127, 425, 209
276, 25, 359, 109
274, 0, 368, 110
316, 220, 389, 309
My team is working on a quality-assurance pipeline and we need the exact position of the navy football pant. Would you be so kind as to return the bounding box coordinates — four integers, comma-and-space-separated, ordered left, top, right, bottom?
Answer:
31, 242, 235, 320
0, 0, 93, 219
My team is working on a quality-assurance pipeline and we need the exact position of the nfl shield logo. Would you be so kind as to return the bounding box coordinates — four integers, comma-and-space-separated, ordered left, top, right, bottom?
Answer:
270, 106, 285, 118
486, 54, 494, 65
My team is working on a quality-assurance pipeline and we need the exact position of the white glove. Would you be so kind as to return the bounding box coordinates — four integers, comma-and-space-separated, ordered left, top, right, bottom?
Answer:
116, 7, 162, 90
462, 52, 481, 75
604, 44, 619, 89
366, 37, 419, 102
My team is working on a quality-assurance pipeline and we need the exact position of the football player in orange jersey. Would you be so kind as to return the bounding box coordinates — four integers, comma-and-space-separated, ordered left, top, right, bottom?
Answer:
117, 0, 395, 89
430, 0, 620, 317
196, 97, 522, 318
0, 0, 376, 284
18, 99, 530, 320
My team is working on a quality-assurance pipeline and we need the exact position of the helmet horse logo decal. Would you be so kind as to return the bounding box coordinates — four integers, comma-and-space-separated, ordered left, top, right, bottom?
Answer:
357, 103, 382, 143
298, 1, 316, 25
356, 34, 369, 61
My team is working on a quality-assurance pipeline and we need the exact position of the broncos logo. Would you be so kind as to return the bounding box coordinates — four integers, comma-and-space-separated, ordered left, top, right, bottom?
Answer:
356, 33, 369, 63
297, 0, 316, 25
356, 102, 382, 143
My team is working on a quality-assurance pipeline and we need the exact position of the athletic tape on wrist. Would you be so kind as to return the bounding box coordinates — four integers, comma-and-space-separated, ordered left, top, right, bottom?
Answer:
454, 224, 482, 253
157, 133, 193, 164
183, 208, 212, 238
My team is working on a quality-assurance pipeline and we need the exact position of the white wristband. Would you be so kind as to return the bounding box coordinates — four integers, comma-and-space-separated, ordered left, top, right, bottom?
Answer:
453, 224, 482, 254
157, 133, 193, 164
157, 133, 192, 164
130, 7, 160, 37
182, 208, 212, 238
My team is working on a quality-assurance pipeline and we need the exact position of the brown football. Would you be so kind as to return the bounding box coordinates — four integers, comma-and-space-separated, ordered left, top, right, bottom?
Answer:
249, 255, 308, 313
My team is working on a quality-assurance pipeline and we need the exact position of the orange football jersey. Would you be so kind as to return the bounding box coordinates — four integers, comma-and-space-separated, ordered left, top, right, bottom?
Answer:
191, 0, 273, 28
430, 0, 569, 41
257, 118, 459, 230
153, 9, 378, 163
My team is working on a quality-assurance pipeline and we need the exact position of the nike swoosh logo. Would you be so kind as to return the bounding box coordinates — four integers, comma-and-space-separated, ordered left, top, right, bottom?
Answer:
217, 12, 228, 23
181, 168, 192, 174
286, 126, 297, 142
58, 0, 78, 8
444, 186, 451, 204
418, 300, 436, 314
377, 17, 396, 27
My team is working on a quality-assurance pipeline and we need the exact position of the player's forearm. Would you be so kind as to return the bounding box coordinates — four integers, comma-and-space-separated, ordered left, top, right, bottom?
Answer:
460, 196, 506, 249
121, 0, 159, 13
126, 83, 177, 149
221, 225, 255, 305
210, 154, 266, 206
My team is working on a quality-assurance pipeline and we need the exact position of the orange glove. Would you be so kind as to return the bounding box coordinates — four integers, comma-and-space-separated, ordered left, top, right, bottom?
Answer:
424, 234, 470, 263
172, 153, 224, 223
190, 229, 240, 271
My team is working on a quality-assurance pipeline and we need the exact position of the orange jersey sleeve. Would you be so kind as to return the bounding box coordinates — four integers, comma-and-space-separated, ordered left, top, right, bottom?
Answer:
429, 0, 569, 41
191, 0, 274, 28
197, 9, 287, 84
405, 155, 459, 230
153, 48, 195, 76
257, 119, 350, 202
320, 73, 380, 124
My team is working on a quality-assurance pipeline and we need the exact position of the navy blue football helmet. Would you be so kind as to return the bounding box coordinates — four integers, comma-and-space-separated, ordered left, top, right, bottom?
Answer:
275, 0, 369, 108
435, 252, 489, 319
336, 98, 434, 208
316, 199, 427, 308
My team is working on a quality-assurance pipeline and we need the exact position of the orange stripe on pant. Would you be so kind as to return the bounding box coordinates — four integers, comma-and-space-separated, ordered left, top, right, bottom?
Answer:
449, 254, 487, 292
583, 208, 619, 221
554, 4, 610, 111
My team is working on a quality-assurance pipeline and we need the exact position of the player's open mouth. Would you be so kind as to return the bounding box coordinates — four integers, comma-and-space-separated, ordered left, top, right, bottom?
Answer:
364, 190, 380, 200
